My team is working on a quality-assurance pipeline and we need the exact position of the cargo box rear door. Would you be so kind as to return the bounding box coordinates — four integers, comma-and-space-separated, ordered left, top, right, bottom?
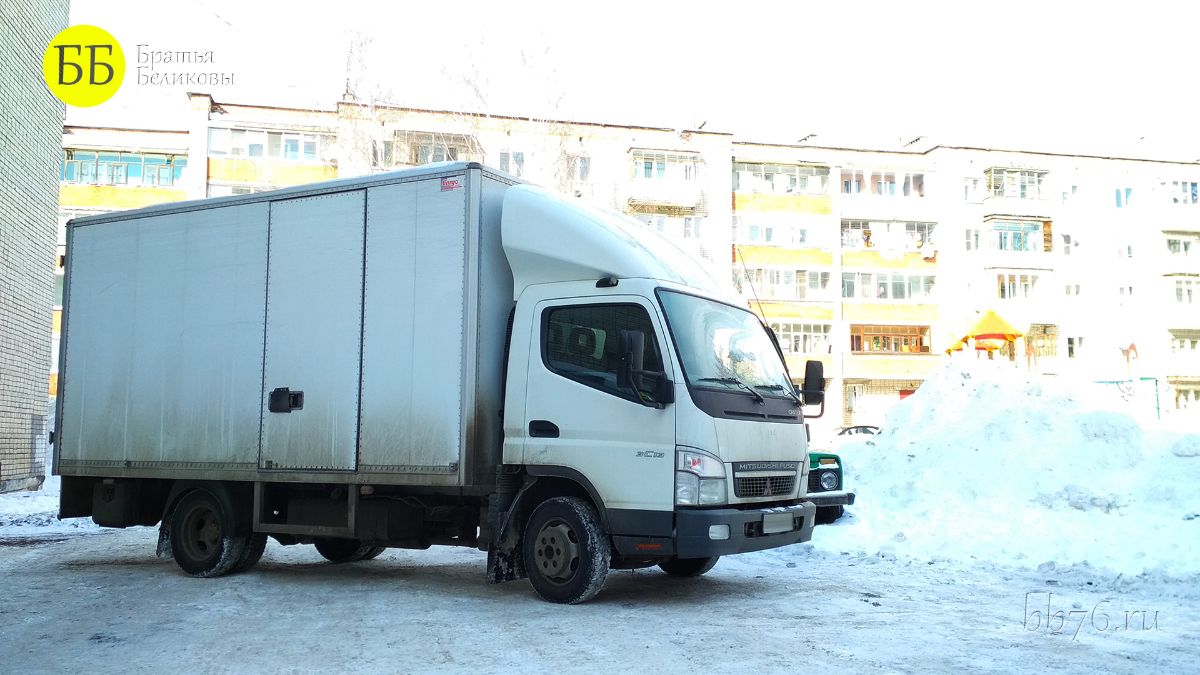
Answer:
259, 191, 365, 471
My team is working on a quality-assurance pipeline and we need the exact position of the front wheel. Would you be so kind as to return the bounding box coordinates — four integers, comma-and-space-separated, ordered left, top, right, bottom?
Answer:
659, 556, 719, 577
522, 496, 610, 604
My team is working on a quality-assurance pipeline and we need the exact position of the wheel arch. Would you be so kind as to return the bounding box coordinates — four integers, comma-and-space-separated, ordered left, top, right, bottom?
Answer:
486, 465, 609, 583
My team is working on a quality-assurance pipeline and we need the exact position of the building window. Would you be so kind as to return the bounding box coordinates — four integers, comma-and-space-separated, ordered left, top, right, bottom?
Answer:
849, 325, 930, 353
842, 272, 935, 300
577, 156, 591, 182
1168, 180, 1199, 205
985, 168, 1047, 199
682, 216, 702, 239
210, 128, 335, 163
841, 170, 924, 197
1067, 336, 1084, 358
841, 220, 936, 251
735, 268, 831, 300
997, 273, 1039, 300
988, 219, 1047, 253
769, 322, 832, 354
499, 151, 526, 177
734, 163, 828, 195
1064, 283, 1081, 296
1175, 277, 1197, 304
1167, 237, 1196, 256
963, 177, 981, 201
632, 150, 700, 182
62, 150, 188, 187
1114, 187, 1134, 208
965, 229, 981, 251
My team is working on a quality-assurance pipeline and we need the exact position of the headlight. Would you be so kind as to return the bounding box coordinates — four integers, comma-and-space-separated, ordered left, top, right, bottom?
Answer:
819, 469, 839, 491
676, 448, 727, 506
677, 449, 725, 478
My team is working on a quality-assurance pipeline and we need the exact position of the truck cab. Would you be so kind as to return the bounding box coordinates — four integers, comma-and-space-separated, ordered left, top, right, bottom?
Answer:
493, 185, 823, 601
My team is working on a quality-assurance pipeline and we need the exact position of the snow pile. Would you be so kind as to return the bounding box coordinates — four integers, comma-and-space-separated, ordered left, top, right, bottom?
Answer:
814, 360, 1200, 577
0, 474, 97, 535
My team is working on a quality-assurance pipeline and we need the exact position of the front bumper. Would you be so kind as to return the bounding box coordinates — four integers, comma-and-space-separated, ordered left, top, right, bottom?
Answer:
673, 500, 816, 558
805, 490, 856, 508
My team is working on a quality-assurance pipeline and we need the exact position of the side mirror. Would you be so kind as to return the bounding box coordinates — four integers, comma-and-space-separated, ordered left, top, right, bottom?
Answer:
617, 330, 646, 391
800, 360, 825, 406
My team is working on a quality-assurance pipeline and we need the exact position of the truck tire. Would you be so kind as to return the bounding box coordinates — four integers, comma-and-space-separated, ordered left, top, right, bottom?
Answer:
815, 505, 844, 525
522, 496, 610, 604
234, 533, 268, 572
659, 556, 719, 577
169, 489, 249, 578
313, 538, 378, 563
360, 546, 386, 560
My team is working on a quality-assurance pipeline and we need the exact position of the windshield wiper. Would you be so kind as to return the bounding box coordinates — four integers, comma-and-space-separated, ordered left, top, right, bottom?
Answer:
697, 377, 765, 404
757, 383, 802, 406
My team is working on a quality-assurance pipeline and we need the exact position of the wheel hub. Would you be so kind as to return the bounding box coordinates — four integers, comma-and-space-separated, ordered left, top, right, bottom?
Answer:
534, 519, 580, 584
182, 506, 221, 560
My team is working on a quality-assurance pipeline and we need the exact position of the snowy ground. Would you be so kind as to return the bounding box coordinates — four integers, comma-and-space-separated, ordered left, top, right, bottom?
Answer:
2, 362, 1198, 673
1, 528, 1196, 674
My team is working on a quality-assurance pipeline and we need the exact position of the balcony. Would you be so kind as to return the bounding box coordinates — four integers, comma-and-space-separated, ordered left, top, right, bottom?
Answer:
624, 178, 703, 209
734, 192, 832, 215
59, 183, 186, 209
841, 352, 941, 380
209, 157, 338, 188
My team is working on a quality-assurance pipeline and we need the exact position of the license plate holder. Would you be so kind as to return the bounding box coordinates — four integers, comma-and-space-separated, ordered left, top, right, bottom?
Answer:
762, 512, 793, 534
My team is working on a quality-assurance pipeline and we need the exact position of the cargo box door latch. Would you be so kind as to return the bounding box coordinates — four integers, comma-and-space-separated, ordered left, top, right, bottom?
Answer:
269, 387, 305, 413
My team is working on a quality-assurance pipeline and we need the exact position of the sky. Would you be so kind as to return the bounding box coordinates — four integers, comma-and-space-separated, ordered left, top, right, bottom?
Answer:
67, 0, 1200, 160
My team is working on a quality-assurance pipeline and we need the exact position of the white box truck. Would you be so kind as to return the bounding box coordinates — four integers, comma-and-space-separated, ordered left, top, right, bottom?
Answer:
54, 162, 826, 603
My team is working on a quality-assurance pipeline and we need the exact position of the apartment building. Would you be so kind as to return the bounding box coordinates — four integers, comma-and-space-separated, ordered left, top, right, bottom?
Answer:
53, 92, 1200, 435
729, 143, 941, 432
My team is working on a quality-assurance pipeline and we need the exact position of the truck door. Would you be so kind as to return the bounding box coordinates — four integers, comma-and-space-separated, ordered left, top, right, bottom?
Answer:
259, 191, 365, 471
523, 297, 677, 515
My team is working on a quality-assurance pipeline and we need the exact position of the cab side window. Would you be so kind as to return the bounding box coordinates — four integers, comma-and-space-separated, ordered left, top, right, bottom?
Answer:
542, 303, 664, 403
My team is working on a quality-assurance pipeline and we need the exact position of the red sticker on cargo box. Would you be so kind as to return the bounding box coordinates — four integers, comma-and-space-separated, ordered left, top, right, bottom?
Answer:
441, 177, 463, 191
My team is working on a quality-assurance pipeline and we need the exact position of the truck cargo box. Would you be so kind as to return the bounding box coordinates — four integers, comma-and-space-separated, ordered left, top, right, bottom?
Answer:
56, 163, 515, 488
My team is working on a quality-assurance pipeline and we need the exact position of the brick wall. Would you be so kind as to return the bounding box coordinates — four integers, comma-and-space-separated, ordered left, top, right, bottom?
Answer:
0, 0, 68, 493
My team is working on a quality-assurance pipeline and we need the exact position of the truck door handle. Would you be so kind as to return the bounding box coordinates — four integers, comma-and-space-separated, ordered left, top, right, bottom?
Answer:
528, 420, 559, 438
268, 387, 304, 413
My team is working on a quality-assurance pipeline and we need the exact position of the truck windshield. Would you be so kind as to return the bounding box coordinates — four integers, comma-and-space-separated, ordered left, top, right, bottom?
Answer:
658, 290, 793, 396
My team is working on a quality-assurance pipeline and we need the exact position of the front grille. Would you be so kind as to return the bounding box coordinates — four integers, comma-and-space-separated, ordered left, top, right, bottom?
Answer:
734, 475, 795, 498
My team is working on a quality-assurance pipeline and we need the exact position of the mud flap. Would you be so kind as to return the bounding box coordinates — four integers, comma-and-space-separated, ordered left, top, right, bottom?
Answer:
156, 521, 173, 559
485, 482, 533, 583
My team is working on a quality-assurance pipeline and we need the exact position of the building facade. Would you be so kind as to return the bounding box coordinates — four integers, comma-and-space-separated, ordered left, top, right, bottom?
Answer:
1, 0, 68, 493
53, 93, 1200, 444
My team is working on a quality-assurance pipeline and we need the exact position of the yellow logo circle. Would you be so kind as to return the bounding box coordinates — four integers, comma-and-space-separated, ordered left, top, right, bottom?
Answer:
42, 25, 125, 108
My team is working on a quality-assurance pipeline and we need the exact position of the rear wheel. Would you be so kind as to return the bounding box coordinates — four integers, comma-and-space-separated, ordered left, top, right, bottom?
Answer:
522, 496, 610, 604
313, 538, 379, 563
815, 505, 844, 525
234, 533, 268, 572
658, 556, 719, 577
170, 489, 249, 578
359, 546, 386, 561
